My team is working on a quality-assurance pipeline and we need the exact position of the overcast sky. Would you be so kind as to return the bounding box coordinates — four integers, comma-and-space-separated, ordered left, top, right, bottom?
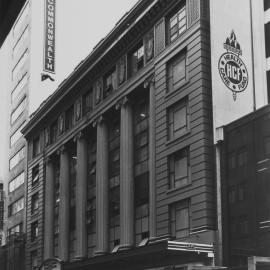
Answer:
56, 0, 139, 82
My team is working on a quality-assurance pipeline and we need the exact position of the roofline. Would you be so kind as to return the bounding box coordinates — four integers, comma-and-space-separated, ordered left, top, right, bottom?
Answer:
22, 0, 157, 137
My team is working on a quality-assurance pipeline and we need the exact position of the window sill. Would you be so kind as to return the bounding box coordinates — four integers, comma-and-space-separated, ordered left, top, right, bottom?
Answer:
31, 183, 39, 191
165, 79, 190, 100
31, 211, 39, 219
166, 182, 192, 194
165, 130, 191, 146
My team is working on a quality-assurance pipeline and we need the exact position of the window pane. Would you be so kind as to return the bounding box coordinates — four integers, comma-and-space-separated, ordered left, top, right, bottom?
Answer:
175, 155, 187, 179
173, 58, 185, 84
174, 106, 186, 134
11, 98, 26, 124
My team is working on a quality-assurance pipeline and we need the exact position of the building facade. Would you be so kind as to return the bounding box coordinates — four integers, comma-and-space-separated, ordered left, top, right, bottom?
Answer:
221, 105, 270, 268
23, 0, 219, 269
0, 1, 58, 269
22, 0, 270, 270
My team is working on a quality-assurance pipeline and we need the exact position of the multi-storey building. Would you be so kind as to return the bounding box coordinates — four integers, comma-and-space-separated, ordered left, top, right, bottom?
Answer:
23, 0, 219, 269
22, 0, 270, 270
221, 105, 270, 269
0, 1, 58, 269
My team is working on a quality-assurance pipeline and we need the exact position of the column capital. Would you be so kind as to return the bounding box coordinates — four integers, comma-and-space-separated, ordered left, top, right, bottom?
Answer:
115, 96, 132, 110
45, 156, 53, 165
73, 131, 86, 142
92, 115, 105, 127
57, 144, 68, 155
144, 74, 155, 88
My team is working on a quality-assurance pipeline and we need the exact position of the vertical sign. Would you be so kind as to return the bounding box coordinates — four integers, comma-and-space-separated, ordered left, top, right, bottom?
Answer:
44, 0, 56, 74
210, 0, 254, 142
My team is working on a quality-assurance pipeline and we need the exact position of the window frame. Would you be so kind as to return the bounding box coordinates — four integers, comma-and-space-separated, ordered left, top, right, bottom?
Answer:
169, 148, 191, 189
31, 221, 39, 242
31, 193, 39, 215
83, 89, 94, 115
129, 41, 145, 77
9, 146, 25, 170
32, 136, 40, 158
9, 171, 25, 193
11, 97, 26, 124
168, 98, 189, 140
170, 200, 190, 239
167, 51, 187, 93
167, 3, 187, 44
104, 67, 117, 97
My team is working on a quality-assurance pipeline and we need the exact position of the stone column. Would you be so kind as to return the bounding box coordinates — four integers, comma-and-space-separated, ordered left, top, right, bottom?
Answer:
58, 146, 70, 261
95, 117, 109, 255
75, 132, 87, 259
145, 76, 156, 239
120, 97, 134, 249
44, 157, 54, 260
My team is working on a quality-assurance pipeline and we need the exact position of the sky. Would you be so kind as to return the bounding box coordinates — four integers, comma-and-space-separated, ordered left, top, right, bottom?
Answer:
0, 0, 139, 183
56, 0, 139, 84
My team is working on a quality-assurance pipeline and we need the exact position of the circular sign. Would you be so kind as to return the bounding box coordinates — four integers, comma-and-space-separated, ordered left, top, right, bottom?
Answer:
218, 52, 248, 93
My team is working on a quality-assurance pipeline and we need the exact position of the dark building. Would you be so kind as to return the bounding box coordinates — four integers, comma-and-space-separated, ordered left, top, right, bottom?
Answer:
22, 0, 222, 269
221, 104, 270, 268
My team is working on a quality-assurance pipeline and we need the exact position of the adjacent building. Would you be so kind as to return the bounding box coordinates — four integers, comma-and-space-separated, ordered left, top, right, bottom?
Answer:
0, 0, 58, 269
221, 105, 270, 268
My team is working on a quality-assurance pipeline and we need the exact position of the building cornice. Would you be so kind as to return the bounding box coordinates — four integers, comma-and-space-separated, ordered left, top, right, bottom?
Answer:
22, 0, 174, 138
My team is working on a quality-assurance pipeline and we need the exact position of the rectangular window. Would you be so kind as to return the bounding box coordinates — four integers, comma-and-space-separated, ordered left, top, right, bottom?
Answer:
11, 97, 26, 124
11, 73, 28, 102
129, 42, 144, 76
50, 120, 58, 144
167, 52, 186, 92
33, 136, 40, 158
13, 26, 29, 59
31, 221, 38, 242
9, 172, 24, 193
83, 89, 93, 114
8, 223, 23, 236
10, 121, 26, 147
265, 0, 270, 11
170, 200, 190, 238
32, 165, 39, 186
228, 186, 236, 204
167, 4, 187, 43
9, 147, 25, 170
238, 183, 246, 201
168, 99, 189, 139
30, 250, 38, 270
264, 136, 270, 156
12, 50, 29, 80
31, 193, 39, 215
8, 197, 24, 217
65, 105, 74, 131
104, 67, 117, 97
13, 3, 29, 37
228, 152, 236, 170
169, 148, 190, 189
237, 148, 248, 167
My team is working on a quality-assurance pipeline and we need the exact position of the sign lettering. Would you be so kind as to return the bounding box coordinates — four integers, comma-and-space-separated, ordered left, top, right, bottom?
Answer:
44, 0, 56, 74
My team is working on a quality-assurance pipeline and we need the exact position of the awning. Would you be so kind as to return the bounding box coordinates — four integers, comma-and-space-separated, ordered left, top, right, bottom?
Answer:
64, 240, 214, 270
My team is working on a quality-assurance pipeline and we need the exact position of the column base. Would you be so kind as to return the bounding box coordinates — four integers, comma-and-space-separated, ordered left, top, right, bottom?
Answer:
94, 250, 109, 256
118, 244, 133, 251
74, 255, 86, 261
